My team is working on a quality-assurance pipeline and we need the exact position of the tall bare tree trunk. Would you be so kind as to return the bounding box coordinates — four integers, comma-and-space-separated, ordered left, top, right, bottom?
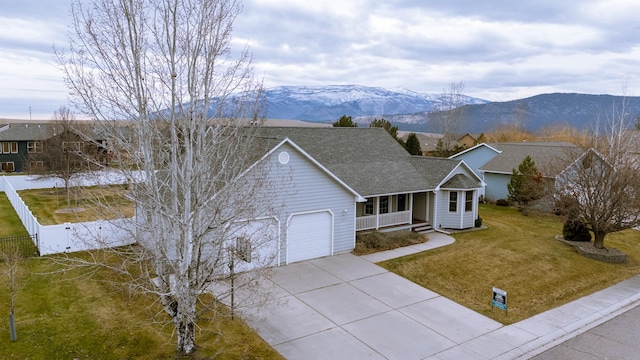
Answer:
59, 0, 279, 355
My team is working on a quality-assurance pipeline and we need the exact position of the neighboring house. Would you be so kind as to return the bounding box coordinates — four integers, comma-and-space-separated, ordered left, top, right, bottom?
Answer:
398, 132, 443, 156
0, 122, 115, 173
443, 133, 481, 149
448, 143, 501, 186
0, 123, 53, 172
555, 148, 611, 195
450, 141, 579, 201
398, 132, 482, 156
245, 127, 482, 265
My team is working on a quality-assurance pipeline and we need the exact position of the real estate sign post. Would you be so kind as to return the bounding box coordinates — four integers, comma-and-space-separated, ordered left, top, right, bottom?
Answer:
492, 287, 507, 313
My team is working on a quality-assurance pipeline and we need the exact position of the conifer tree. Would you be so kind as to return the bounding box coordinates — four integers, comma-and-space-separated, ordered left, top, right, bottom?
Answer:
508, 156, 543, 205
405, 133, 422, 155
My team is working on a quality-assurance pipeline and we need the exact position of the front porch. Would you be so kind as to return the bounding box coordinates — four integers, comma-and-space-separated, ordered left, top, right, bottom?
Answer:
356, 192, 434, 232
356, 210, 413, 231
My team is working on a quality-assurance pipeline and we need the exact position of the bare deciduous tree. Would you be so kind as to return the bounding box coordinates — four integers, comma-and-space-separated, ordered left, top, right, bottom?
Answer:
554, 95, 640, 249
1, 249, 27, 342
429, 81, 467, 151
58, 0, 279, 355
27, 106, 101, 208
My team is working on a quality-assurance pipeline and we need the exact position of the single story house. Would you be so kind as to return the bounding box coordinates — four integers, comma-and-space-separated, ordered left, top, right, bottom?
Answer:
450, 142, 580, 201
243, 127, 483, 265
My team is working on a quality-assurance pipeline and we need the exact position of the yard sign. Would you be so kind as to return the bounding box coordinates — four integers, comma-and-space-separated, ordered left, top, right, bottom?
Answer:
492, 287, 507, 312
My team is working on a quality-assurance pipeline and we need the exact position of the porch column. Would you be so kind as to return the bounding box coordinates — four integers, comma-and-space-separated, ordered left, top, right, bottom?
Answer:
432, 191, 437, 229
375, 196, 379, 230
409, 193, 413, 225
473, 190, 479, 222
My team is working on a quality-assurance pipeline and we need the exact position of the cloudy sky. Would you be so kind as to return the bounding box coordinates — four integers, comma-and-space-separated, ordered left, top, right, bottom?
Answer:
1, 0, 639, 119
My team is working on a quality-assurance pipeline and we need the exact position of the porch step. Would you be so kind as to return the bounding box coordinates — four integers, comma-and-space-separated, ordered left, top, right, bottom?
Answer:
412, 224, 433, 234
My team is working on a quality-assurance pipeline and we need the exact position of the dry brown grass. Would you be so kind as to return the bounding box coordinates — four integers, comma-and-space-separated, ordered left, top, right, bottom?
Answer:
353, 230, 427, 255
380, 204, 640, 324
17, 186, 135, 225
0, 255, 283, 359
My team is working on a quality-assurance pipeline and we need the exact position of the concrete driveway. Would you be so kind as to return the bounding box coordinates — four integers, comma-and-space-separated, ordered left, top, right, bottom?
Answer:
240, 253, 502, 360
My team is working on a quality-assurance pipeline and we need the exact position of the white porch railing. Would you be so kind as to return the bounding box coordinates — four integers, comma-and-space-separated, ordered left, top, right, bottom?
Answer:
356, 215, 377, 231
356, 210, 412, 231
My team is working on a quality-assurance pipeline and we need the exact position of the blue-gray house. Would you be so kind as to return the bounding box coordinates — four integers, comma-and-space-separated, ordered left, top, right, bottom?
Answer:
450, 142, 578, 202
252, 127, 483, 264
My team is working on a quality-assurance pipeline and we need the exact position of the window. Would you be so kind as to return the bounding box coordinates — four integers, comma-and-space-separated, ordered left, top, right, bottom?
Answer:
465, 191, 473, 212
1, 142, 18, 154
364, 198, 375, 215
1, 162, 15, 172
449, 192, 458, 212
379, 196, 389, 214
27, 141, 43, 153
235, 237, 252, 263
397, 194, 406, 211
62, 141, 82, 153
30, 161, 44, 170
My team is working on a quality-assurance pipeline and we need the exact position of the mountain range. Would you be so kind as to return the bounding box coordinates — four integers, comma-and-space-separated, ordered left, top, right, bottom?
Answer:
261, 84, 486, 122
256, 85, 640, 133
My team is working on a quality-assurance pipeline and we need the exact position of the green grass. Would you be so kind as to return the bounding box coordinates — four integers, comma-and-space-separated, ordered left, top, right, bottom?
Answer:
0, 255, 283, 359
0, 193, 28, 238
17, 186, 135, 225
380, 204, 640, 324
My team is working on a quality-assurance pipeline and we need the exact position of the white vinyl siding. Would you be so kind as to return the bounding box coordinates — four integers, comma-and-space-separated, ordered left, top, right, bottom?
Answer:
437, 164, 480, 229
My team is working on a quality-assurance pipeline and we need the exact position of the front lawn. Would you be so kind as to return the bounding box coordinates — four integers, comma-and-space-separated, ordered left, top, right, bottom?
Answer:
380, 204, 640, 324
0, 254, 282, 359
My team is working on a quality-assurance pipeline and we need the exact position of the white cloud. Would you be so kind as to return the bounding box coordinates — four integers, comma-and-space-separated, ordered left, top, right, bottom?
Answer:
1, 0, 639, 117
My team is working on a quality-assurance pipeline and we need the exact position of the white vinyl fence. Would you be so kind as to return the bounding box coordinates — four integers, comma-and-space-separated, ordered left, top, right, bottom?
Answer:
1, 174, 136, 256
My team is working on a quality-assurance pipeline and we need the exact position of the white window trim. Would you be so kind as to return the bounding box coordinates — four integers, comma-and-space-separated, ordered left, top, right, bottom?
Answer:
449, 191, 458, 213
1, 161, 15, 172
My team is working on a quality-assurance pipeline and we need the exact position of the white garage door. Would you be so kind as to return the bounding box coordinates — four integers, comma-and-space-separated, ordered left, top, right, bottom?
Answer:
287, 211, 333, 263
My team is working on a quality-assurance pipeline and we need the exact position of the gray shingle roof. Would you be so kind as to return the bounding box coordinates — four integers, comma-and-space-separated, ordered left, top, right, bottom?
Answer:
440, 173, 480, 189
408, 156, 462, 188
481, 142, 578, 176
258, 127, 480, 196
0, 123, 57, 141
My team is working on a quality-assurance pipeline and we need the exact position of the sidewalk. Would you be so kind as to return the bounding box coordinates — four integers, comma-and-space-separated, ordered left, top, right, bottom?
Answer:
362, 232, 640, 359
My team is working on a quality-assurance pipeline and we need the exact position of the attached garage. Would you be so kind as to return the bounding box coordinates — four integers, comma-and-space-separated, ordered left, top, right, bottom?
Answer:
287, 211, 333, 264
227, 217, 279, 272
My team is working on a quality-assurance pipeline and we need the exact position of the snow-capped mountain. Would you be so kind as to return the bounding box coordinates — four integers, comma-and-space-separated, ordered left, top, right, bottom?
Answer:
261, 85, 488, 122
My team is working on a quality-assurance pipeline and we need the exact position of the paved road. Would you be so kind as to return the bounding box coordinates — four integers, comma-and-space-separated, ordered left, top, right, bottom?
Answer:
532, 305, 640, 360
